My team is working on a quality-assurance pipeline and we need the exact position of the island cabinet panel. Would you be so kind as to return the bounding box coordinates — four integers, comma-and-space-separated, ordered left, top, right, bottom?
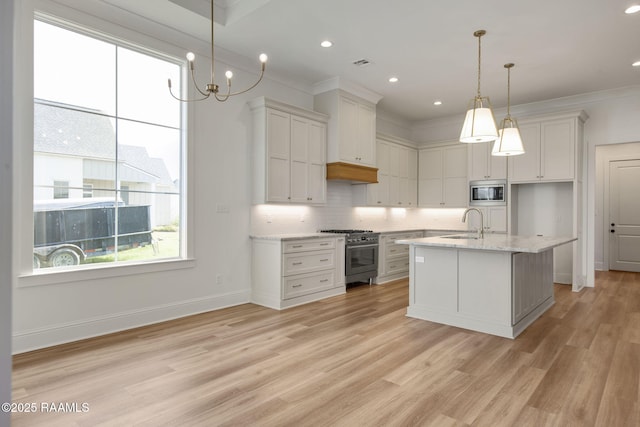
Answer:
411, 246, 457, 312
404, 238, 563, 338
458, 250, 511, 324
512, 250, 553, 324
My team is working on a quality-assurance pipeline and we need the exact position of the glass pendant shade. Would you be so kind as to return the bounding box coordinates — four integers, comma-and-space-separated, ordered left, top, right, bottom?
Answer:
460, 96, 498, 143
492, 117, 525, 156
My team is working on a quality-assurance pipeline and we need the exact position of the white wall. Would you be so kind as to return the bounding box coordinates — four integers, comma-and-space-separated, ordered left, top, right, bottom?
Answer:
11, 0, 315, 353
1, 0, 15, 422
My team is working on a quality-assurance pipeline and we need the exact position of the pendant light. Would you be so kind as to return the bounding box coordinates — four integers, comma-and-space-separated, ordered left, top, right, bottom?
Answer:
460, 30, 498, 143
492, 63, 525, 156
168, 0, 267, 102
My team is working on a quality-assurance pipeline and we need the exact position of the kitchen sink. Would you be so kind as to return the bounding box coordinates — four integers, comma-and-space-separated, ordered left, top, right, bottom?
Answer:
441, 234, 480, 240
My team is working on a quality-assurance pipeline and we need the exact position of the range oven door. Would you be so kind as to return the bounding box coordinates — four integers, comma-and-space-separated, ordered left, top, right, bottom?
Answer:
345, 243, 379, 277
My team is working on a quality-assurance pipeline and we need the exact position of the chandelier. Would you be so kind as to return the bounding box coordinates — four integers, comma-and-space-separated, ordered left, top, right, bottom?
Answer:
168, 0, 268, 102
492, 63, 525, 156
460, 30, 498, 143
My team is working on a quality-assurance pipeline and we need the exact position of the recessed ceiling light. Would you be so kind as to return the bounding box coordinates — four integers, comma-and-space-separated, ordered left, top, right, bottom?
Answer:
633, 60, 640, 67
320, 40, 333, 48
388, 77, 399, 83
625, 5, 640, 13
434, 100, 443, 106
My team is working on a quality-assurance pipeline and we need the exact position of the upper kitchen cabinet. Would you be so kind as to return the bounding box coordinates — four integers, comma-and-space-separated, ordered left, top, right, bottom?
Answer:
354, 134, 418, 207
250, 97, 329, 205
509, 112, 587, 183
418, 144, 468, 208
314, 90, 377, 167
314, 83, 382, 183
468, 142, 507, 180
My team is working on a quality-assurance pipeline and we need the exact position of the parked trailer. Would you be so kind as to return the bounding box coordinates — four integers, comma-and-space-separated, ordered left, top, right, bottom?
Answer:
33, 198, 153, 268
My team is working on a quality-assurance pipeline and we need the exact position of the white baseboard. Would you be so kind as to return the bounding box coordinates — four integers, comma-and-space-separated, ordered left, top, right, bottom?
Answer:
595, 261, 605, 271
12, 290, 250, 354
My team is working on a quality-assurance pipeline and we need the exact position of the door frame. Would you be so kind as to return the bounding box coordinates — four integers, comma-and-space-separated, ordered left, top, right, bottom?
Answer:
603, 154, 640, 271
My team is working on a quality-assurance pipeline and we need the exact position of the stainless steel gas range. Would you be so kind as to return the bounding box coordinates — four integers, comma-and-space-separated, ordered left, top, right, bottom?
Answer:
320, 229, 379, 285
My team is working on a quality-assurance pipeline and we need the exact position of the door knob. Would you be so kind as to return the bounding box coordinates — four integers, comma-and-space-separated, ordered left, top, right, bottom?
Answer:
611, 229, 615, 233
611, 223, 615, 227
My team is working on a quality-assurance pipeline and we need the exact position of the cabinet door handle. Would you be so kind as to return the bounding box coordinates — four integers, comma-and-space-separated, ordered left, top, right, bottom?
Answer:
293, 262, 303, 265
320, 258, 329, 262
292, 245, 303, 248
292, 284, 302, 288
320, 242, 329, 246
320, 279, 329, 283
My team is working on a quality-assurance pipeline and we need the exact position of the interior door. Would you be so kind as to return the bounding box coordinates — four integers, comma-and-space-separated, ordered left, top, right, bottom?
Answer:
610, 159, 640, 272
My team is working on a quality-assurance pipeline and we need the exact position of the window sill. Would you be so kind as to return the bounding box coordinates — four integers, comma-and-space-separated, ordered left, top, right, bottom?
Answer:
17, 258, 196, 288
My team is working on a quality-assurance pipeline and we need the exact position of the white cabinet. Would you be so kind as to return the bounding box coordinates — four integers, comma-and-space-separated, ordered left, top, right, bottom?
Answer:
509, 118, 576, 182
377, 230, 423, 284
252, 236, 345, 310
468, 142, 507, 180
354, 136, 418, 207
466, 206, 507, 233
314, 89, 377, 167
250, 97, 328, 204
418, 144, 468, 208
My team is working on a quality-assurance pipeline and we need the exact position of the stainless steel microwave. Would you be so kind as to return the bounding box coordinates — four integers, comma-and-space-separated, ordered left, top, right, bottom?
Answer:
469, 180, 506, 206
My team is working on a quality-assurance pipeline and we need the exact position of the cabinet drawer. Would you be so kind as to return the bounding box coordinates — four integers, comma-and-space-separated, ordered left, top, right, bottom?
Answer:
386, 259, 411, 275
386, 243, 410, 259
283, 271, 335, 299
283, 239, 335, 253
283, 250, 335, 276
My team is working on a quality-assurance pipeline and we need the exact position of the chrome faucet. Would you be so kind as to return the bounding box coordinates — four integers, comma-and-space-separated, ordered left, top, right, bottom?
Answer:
462, 208, 484, 239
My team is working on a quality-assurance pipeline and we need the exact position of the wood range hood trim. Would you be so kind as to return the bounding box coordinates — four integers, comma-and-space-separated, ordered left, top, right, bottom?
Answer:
326, 162, 378, 184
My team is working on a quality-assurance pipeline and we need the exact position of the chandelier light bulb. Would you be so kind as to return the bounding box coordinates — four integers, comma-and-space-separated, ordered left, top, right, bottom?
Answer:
186, 52, 195, 62
259, 53, 268, 63
225, 70, 233, 79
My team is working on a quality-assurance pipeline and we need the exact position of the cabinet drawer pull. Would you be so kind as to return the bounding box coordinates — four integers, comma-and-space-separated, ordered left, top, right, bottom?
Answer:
389, 264, 397, 269
320, 279, 329, 283
292, 245, 303, 248
292, 284, 302, 288
320, 259, 329, 262
390, 249, 396, 253
292, 262, 303, 265
320, 243, 329, 246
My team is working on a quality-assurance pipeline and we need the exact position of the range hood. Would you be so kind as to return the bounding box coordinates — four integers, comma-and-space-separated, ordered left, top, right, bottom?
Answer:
326, 162, 378, 184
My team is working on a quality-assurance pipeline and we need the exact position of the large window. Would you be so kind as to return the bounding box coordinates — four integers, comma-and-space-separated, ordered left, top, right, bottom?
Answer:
33, 18, 184, 270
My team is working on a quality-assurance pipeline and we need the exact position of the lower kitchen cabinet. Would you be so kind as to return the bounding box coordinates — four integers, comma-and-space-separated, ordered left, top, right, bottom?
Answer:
251, 236, 345, 309
377, 230, 424, 284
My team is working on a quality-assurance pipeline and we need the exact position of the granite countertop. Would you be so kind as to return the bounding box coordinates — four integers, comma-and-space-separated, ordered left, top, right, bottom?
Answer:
250, 233, 344, 241
375, 228, 467, 234
396, 233, 577, 254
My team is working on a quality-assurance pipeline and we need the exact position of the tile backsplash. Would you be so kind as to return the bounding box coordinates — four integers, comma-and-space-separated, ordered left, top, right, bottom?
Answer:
251, 182, 470, 235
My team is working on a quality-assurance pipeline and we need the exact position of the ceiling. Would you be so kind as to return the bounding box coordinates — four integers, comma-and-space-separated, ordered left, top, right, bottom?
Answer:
103, 0, 640, 122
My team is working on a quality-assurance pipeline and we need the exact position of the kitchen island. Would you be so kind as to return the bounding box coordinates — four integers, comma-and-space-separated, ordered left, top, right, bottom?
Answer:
396, 233, 576, 339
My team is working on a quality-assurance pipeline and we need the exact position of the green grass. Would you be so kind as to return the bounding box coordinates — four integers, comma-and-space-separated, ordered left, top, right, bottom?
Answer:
82, 231, 180, 264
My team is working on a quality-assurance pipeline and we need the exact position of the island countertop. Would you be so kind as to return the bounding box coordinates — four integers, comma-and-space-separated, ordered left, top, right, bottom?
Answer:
396, 233, 577, 254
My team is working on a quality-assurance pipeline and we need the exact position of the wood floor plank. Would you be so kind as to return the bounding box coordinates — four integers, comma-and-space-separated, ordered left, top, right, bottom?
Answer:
11, 272, 640, 426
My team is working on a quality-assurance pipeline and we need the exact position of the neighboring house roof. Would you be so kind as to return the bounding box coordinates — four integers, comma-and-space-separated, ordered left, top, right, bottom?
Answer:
34, 100, 175, 187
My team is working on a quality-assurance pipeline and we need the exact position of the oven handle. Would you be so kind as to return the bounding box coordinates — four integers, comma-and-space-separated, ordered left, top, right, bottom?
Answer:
347, 243, 379, 249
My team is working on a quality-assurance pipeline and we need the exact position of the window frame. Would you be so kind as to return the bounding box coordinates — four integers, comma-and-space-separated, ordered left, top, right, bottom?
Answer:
17, 11, 195, 287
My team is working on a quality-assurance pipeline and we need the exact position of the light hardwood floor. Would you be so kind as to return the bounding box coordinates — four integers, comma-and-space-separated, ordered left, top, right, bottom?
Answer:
11, 270, 640, 426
